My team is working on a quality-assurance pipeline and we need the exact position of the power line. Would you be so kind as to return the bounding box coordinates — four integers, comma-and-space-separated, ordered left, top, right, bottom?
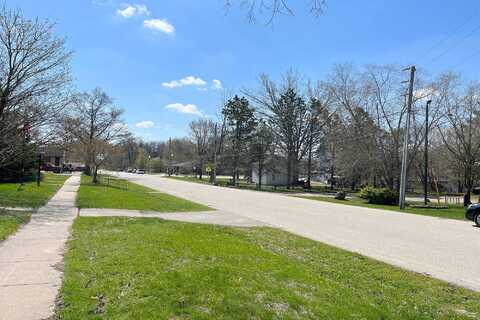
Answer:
423, 20, 480, 68
449, 47, 480, 70
416, 11, 478, 64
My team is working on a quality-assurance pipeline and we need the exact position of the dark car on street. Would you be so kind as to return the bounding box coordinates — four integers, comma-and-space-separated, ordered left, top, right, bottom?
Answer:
465, 203, 480, 226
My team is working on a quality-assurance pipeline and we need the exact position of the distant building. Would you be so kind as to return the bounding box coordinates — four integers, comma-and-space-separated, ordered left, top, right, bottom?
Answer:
251, 159, 290, 186
40, 145, 66, 167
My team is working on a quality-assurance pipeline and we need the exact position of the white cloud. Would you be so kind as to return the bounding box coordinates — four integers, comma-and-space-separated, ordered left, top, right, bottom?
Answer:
414, 87, 437, 103
92, 0, 114, 6
143, 18, 175, 34
117, 4, 150, 18
212, 79, 223, 90
112, 123, 129, 136
165, 103, 203, 116
135, 120, 155, 129
162, 76, 207, 89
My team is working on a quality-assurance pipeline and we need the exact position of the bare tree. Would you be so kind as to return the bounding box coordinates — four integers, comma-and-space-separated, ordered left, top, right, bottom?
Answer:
0, 5, 71, 168
304, 82, 333, 188
225, 0, 327, 24
189, 119, 215, 180
62, 88, 125, 183
324, 64, 441, 191
250, 72, 312, 188
250, 119, 274, 189
437, 79, 480, 202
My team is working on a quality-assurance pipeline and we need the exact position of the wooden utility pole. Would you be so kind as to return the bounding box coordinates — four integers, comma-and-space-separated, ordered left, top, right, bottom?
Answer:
307, 120, 314, 190
424, 100, 432, 205
213, 123, 218, 184
399, 66, 416, 210
168, 138, 173, 176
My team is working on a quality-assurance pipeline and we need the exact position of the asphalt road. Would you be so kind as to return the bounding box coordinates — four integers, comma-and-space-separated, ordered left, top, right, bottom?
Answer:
118, 172, 480, 291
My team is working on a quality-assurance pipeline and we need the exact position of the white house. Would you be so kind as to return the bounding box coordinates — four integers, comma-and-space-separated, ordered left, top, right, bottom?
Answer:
251, 162, 289, 186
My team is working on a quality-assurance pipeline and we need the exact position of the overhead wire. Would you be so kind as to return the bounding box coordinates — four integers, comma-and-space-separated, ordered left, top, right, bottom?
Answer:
415, 11, 478, 65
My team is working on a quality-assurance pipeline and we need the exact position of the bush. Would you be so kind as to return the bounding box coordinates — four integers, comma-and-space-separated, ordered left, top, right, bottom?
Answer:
359, 187, 398, 205
334, 191, 346, 200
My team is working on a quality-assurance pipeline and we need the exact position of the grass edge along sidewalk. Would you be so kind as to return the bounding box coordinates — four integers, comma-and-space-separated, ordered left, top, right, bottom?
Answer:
0, 210, 31, 241
0, 173, 69, 208
57, 217, 480, 320
298, 195, 467, 221
76, 175, 211, 212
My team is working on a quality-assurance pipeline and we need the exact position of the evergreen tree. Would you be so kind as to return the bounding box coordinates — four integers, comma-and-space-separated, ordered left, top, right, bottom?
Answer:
222, 95, 257, 185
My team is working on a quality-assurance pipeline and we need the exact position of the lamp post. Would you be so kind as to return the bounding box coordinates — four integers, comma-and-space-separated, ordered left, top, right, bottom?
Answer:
424, 100, 432, 205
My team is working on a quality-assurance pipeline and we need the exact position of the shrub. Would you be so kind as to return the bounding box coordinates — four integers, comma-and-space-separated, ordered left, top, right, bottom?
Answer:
334, 191, 346, 200
359, 187, 398, 205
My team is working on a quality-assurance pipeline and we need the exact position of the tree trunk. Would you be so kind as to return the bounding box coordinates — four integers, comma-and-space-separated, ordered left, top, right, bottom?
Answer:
258, 159, 263, 190
92, 166, 99, 184
330, 164, 335, 190
307, 142, 312, 190
286, 153, 292, 189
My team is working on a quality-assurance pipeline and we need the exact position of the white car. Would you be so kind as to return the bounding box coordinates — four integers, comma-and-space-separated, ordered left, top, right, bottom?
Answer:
136, 169, 145, 174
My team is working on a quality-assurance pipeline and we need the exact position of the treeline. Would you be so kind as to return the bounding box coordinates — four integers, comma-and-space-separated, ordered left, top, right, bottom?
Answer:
3, 4, 480, 195
118, 67, 480, 196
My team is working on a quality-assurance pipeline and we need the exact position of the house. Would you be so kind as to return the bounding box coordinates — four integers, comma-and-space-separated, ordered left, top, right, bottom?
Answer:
39, 145, 66, 167
251, 159, 290, 186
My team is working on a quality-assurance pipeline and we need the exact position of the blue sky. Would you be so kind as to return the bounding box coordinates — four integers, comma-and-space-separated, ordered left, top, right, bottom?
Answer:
11, 0, 480, 141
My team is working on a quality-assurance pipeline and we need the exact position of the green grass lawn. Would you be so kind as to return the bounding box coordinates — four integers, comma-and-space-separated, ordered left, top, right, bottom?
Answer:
58, 217, 480, 319
76, 175, 210, 212
299, 196, 467, 220
0, 173, 69, 208
0, 210, 31, 241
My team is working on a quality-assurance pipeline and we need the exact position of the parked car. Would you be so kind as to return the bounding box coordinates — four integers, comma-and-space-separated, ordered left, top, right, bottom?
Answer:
136, 169, 145, 174
41, 163, 62, 173
465, 203, 480, 226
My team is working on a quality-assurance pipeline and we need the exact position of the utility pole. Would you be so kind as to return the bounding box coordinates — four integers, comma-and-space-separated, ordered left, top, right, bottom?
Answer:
213, 123, 218, 185
307, 120, 314, 190
168, 138, 173, 176
424, 100, 432, 205
399, 66, 416, 210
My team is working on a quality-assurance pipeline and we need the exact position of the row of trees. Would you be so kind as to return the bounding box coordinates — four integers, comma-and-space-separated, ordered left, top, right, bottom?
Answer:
4, 4, 480, 196
119, 67, 480, 197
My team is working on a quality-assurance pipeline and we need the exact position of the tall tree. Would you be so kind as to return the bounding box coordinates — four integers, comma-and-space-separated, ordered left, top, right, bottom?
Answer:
250, 120, 274, 189
305, 86, 333, 188
437, 81, 480, 202
189, 119, 215, 180
251, 73, 311, 188
222, 95, 257, 185
62, 88, 125, 183
0, 5, 71, 170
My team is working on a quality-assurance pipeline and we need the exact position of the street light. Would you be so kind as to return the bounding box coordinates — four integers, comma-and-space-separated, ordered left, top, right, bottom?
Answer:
424, 100, 432, 205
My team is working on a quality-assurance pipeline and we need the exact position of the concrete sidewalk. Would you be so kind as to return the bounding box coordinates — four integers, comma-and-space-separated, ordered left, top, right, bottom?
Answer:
79, 208, 268, 227
0, 174, 80, 320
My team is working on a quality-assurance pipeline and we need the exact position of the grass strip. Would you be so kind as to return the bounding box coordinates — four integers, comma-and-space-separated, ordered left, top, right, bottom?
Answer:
77, 175, 211, 212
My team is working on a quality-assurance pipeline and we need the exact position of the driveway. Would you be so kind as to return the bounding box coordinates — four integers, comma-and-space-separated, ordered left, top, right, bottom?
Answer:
118, 172, 480, 292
